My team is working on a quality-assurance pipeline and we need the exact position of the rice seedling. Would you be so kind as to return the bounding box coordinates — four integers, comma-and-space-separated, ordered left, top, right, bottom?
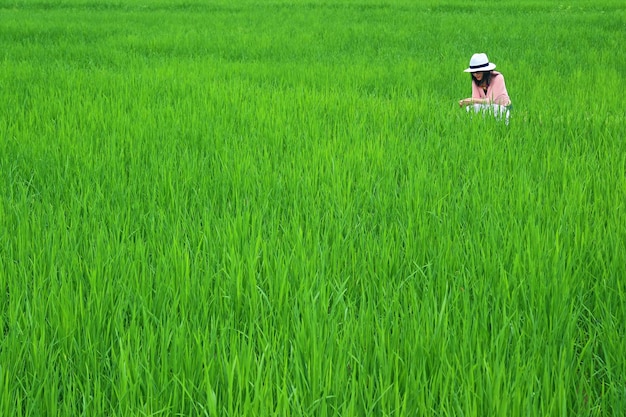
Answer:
0, 0, 625, 415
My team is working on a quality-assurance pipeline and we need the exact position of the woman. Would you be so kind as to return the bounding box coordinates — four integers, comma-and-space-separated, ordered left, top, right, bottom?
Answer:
459, 53, 511, 123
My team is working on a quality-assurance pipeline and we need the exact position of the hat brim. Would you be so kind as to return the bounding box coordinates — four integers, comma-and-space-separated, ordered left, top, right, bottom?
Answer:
464, 63, 496, 73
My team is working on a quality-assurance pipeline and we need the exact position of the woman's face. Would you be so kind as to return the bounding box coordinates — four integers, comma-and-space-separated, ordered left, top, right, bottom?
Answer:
473, 71, 485, 81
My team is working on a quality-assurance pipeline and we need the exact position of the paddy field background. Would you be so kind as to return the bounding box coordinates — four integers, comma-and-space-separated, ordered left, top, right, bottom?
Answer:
1, 0, 625, 415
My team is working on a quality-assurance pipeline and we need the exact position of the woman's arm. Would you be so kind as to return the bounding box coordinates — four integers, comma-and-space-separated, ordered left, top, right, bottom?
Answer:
459, 97, 491, 107
459, 79, 491, 107
488, 74, 511, 106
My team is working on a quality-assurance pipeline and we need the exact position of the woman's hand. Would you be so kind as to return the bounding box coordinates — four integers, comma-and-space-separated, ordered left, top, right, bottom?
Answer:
459, 98, 491, 107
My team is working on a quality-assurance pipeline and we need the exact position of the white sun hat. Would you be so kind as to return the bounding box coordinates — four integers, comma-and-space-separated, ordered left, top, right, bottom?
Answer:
464, 53, 497, 73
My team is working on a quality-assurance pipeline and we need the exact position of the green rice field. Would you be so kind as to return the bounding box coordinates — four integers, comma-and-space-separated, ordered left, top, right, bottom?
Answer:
1, 0, 625, 415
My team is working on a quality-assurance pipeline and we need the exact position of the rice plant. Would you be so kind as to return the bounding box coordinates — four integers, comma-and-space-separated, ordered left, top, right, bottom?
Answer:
1, 0, 625, 415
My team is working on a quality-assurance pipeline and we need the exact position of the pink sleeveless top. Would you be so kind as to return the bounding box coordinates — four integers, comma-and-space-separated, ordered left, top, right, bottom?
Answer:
472, 71, 511, 106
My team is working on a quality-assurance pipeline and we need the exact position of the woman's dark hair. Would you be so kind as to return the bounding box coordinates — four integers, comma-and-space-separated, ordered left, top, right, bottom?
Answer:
471, 71, 492, 87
